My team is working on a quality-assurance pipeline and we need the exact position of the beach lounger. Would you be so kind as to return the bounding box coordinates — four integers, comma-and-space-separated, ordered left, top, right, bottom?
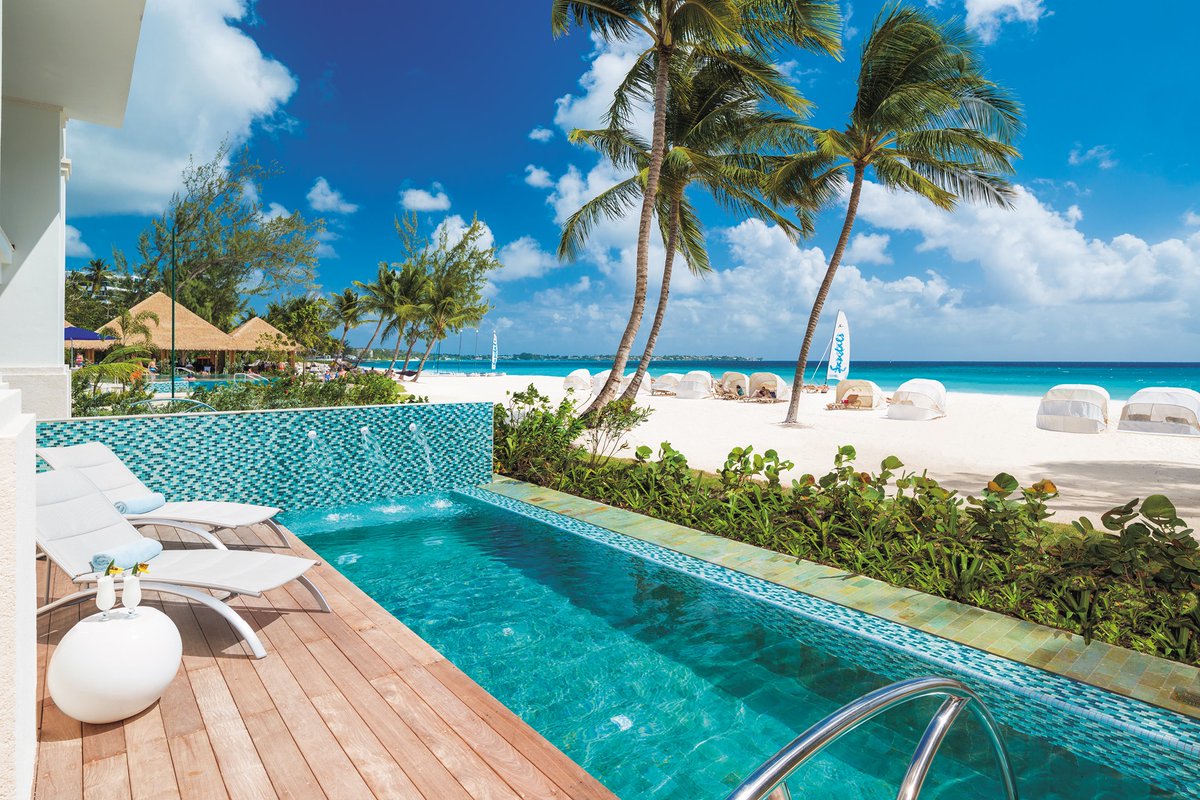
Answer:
38, 442, 289, 548
35, 468, 329, 659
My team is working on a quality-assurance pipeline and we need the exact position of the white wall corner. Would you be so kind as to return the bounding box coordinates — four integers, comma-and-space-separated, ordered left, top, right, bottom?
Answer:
0, 387, 37, 800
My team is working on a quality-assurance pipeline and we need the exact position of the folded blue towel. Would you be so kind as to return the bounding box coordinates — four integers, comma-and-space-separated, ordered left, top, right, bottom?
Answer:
91, 538, 163, 573
114, 493, 166, 515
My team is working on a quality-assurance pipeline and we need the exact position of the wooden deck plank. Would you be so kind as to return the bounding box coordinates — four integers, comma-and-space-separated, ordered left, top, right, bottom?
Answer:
33, 521, 617, 800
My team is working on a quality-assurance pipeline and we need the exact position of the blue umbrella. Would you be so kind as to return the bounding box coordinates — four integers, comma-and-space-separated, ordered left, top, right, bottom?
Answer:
64, 325, 110, 341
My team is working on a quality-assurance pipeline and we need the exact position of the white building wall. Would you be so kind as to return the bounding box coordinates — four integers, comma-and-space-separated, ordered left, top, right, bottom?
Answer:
0, 386, 36, 800
0, 99, 69, 418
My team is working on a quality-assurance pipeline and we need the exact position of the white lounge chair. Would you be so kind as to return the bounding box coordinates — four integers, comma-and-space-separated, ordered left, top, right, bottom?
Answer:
38, 442, 289, 547
36, 468, 329, 659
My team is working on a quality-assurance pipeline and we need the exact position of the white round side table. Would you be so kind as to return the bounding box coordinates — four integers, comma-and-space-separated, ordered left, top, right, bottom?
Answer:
47, 606, 183, 724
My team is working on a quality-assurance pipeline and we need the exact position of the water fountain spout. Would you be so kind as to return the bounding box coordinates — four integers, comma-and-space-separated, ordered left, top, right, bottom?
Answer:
409, 422, 437, 489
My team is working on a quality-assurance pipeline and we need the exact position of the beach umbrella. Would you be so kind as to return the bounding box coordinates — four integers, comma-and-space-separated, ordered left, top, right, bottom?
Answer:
64, 322, 113, 365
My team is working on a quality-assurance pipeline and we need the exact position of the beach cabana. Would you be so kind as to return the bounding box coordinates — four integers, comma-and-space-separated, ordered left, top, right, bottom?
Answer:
1118, 387, 1200, 436
619, 372, 652, 397
1036, 384, 1110, 434
102, 293, 235, 371
228, 317, 298, 354
716, 371, 750, 399
653, 373, 683, 395
832, 379, 885, 410
590, 370, 612, 395
747, 372, 791, 402
563, 369, 591, 393
674, 371, 714, 400
887, 379, 948, 421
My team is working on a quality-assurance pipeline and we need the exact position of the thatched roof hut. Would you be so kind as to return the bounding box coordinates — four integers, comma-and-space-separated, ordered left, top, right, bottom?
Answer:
101, 292, 234, 351
228, 316, 298, 352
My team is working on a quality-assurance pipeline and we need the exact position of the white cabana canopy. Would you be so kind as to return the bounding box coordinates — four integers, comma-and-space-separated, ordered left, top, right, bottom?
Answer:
717, 371, 750, 398
887, 379, 948, 421
748, 372, 791, 402
1036, 384, 1110, 434
834, 379, 885, 410
619, 371, 652, 396
590, 370, 612, 395
1118, 387, 1200, 436
563, 369, 591, 393
675, 370, 714, 399
653, 372, 683, 394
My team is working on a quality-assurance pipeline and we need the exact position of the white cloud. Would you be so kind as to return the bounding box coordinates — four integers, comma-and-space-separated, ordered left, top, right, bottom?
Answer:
1068, 143, 1118, 170
64, 225, 95, 258
844, 233, 892, 265
524, 165, 554, 189
554, 32, 652, 138
529, 127, 555, 143
261, 202, 291, 222
314, 229, 340, 259
432, 214, 495, 252
844, 3, 859, 40
400, 183, 452, 212
963, 0, 1047, 43
855, 181, 1200, 307
1185, 211, 1200, 227
67, 0, 297, 216
306, 177, 358, 214
495, 237, 562, 282
776, 60, 821, 84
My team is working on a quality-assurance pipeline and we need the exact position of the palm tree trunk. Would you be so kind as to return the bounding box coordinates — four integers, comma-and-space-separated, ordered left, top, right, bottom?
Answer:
354, 318, 385, 367
401, 324, 419, 371
784, 165, 865, 424
385, 323, 406, 375
414, 336, 438, 381
337, 326, 349, 359
584, 45, 672, 416
621, 198, 680, 401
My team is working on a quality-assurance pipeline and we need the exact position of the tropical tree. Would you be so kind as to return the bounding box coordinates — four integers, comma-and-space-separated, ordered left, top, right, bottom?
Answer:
352, 264, 394, 366
101, 309, 160, 348
381, 263, 431, 375
412, 270, 488, 380
265, 296, 336, 367
563, 55, 808, 400
772, 3, 1021, 423
552, 0, 840, 413
85, 258, 112, 295
330, 288, 364, 358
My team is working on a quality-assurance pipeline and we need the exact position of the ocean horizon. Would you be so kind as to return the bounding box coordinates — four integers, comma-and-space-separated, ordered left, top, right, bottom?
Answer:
360, 359, 1200, 400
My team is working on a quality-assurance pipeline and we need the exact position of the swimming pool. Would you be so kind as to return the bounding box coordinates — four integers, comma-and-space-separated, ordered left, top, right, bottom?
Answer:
284, 493, 1200, 799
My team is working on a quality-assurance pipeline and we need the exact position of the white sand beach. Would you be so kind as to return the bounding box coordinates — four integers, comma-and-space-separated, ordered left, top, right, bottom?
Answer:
412, 373, 1200, 523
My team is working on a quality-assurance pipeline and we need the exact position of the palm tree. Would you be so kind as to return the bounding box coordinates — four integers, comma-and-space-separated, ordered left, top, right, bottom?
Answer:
330, 288, 364, 358
352, 264, 393, 366
101, 309, 160, 348
84, 258, 112, 295
773, 3, 1021, 424
412, 271, 488, 381
564, 56, 809, 400
381, 263, 431, 375
552, 0, 838, 414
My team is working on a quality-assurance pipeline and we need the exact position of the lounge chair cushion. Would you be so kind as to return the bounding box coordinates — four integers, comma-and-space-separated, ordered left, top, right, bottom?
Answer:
128, 500, 280, 528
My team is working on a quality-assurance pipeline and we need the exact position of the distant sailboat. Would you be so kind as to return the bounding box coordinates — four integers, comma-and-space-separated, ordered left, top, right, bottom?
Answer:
810, 310, 851, 385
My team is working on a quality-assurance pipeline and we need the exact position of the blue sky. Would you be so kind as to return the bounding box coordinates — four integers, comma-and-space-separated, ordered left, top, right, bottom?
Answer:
65, 0, 1200, 360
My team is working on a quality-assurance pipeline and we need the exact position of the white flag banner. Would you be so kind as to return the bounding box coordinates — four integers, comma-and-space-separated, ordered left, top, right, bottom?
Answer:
826, 311, 850, 383
490, 331, 498, 371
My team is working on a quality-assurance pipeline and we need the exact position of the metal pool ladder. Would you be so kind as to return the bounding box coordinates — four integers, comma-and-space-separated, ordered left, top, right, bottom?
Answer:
724, 676, 1019, 800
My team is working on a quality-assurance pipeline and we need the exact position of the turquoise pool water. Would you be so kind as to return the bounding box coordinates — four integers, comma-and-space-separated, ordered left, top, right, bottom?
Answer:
285, 495, 1197, 799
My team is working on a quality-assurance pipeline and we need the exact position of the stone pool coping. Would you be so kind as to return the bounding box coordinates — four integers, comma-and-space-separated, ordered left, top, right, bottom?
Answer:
482, 475, 1200, 721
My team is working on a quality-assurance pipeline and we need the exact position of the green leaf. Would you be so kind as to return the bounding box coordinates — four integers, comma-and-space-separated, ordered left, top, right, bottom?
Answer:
1141, 495, 1178, 523
881, 455, 904, 471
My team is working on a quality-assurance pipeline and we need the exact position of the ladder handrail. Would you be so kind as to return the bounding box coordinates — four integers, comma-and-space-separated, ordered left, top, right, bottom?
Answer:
723, 677, 1019, 800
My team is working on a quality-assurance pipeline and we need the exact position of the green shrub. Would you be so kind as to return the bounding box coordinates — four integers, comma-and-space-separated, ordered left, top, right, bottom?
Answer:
191, 372, 415, 411
493, 392, 1200, 666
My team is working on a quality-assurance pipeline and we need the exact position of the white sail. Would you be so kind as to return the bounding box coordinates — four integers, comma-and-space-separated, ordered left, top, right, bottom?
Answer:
490, 331, 498, 371
826, 311, 850, 383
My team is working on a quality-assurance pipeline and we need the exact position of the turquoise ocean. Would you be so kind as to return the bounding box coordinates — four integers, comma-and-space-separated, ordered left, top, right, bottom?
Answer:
361, 359, 1200, 400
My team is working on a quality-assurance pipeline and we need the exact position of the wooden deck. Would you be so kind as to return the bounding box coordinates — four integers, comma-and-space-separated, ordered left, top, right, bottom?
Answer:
34, 521, 618, 800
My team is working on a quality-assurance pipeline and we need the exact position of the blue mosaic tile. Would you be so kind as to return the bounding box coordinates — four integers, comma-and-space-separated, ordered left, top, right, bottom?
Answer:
463, 487, 1200, 796
37, 403, 493, 509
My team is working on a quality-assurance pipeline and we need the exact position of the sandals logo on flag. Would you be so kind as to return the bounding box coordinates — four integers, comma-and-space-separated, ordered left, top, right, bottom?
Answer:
826, 310, 851, 383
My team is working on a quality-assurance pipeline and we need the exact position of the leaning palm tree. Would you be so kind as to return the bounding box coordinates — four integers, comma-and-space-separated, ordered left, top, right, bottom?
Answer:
381, 263, 431, 375
101, 309, 160, 349
412, 271, 488, 381
552, 0, 839, 414
329, 288, 364, 358
351, 264, 393, 366
772, 2, 1021, 423
563, 56, 808, 399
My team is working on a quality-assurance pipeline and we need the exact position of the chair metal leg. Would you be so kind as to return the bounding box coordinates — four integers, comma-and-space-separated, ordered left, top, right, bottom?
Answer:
140, 582, 268, 658
131, 519, 228, 550
263, 518, 292, 548
297, 575, 331, 613
37, 589, 98, 616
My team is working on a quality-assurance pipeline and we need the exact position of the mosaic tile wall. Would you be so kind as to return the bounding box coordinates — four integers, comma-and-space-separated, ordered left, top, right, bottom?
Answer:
37, 403, 493, 509
464, 487, 1200, 797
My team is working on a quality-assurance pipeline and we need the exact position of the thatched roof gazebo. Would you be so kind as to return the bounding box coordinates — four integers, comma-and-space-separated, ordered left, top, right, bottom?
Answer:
228, 316, 298, 352
101, 292, 234, 351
